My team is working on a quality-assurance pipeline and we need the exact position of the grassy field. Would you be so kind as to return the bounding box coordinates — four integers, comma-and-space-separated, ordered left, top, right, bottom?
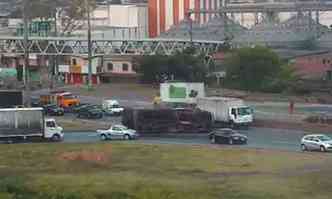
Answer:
0, 143, 331, 199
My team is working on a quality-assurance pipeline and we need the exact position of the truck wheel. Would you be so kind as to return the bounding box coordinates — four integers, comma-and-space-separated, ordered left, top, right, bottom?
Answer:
123, 134, 130, 140
6, 140, 13, 144
210, 136, 216, 144
229, 138, 233, 145
229, 121, 235, 129
51, 134, 61, 142
100, 134, 108, 141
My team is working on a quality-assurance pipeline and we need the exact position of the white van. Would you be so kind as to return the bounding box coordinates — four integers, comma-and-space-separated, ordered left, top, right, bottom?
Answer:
102, 100, 124, 116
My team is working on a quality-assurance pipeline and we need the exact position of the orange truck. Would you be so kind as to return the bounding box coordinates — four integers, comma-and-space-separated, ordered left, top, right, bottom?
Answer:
40, 91, 80, 108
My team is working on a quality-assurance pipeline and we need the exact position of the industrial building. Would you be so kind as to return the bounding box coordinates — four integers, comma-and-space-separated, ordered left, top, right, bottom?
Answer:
148, 0, 222, 37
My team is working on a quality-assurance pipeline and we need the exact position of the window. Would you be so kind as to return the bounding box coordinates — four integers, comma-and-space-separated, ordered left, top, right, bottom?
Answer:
107, 63, 113, 71
112, 127, 122, 131
72, 58, 77, 65
327, 70, 332, 81
231, 108, 236, 116
122, 63, 129, 71
46, 121, 56, 128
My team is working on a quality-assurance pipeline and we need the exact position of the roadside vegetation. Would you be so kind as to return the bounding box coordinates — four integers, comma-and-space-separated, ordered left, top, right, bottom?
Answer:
137, 46, 298, 94
224, 46, 298, 93
137, 48, 207, 84
0, 143, 331, 199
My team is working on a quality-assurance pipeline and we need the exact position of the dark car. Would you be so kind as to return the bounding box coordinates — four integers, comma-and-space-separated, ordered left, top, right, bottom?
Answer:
43, 104, 64, 116
209, 128, 248, 145
72, 103, 90, 113
77, 107, 103, 119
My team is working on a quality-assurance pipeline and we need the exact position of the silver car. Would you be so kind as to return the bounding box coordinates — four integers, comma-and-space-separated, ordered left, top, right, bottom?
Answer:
97, 125, 138, 141
301, 134, 332, 152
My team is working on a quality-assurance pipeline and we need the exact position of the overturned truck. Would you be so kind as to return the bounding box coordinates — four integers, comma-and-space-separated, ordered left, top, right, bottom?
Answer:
122, 108, 212, 133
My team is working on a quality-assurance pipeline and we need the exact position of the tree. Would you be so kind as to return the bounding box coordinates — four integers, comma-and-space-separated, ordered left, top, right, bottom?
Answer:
260, 63, 299, 93
225, 46, 281, 91
57, 0, 97, 35
138, 50, 207, 84
12, 0, 96, 35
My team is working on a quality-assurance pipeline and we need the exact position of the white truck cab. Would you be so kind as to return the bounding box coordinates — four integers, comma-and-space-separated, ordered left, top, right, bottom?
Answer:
229, 106, 254, 126
44, 118, 64, 141
102, 100, 124, 115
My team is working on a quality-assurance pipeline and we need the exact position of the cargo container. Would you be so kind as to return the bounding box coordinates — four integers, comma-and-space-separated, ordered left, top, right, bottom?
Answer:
122, 107, 212, 133
197, 97, 254, 128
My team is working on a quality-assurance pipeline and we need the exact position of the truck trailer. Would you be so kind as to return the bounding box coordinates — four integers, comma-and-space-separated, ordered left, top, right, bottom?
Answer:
40, 91, 79, 108
122, 108, 212, 133
0, 90, 23, 108
197, 97, 253, 128
0, 108, 63, 142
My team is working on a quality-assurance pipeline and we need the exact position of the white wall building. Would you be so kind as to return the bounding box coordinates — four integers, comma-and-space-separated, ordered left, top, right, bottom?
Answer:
88, 4, 149, 39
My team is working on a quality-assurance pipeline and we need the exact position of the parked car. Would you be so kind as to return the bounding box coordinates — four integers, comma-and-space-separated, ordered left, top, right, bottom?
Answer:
301, 134, 332, 152
96, 125, 138, 141
72, 103, 90, 113
102, 100, 124, 116
43, 104, 64, 116
77, 107, 103, 119
209, 128, 248, 145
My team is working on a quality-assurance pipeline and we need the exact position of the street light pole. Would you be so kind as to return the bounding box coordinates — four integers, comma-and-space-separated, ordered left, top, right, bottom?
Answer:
187, 11, 193, 45
22, 0, 29, 87
52, 6, 59, 89
85, 0, 93, 90
22, 0, 30, 106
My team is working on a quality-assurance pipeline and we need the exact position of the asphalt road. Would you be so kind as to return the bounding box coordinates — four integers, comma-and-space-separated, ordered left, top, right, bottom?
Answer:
63, 127, 332, 152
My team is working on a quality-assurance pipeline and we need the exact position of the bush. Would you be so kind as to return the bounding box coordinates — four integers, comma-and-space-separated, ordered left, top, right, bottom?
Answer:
138, 49, 207, 84
225, 47, 298, 93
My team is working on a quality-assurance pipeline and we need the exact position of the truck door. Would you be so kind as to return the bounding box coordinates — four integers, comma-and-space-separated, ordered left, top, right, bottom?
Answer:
44, 120, 58, 138
229, 108, 237, 122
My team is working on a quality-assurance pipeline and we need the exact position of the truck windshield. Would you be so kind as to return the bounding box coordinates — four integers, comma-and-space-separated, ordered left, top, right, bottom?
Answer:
46, 121, 56, 128
237, 107, 252, 116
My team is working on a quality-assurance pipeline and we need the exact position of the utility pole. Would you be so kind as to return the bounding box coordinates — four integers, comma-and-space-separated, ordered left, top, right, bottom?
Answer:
85, 0, 93, 90
22, 0, 30, 106
187, 11, 193, 45
52, 6, 59, 89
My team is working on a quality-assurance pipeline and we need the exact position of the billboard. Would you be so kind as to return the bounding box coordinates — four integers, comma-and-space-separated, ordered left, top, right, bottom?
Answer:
160, 82, 205, 104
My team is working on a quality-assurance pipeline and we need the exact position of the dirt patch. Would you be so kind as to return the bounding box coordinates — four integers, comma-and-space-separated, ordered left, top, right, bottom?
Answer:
58, 147, 112, 165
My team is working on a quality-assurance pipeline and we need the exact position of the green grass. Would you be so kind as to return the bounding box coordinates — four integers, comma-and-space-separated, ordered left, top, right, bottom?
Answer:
0, 143, 331, 199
